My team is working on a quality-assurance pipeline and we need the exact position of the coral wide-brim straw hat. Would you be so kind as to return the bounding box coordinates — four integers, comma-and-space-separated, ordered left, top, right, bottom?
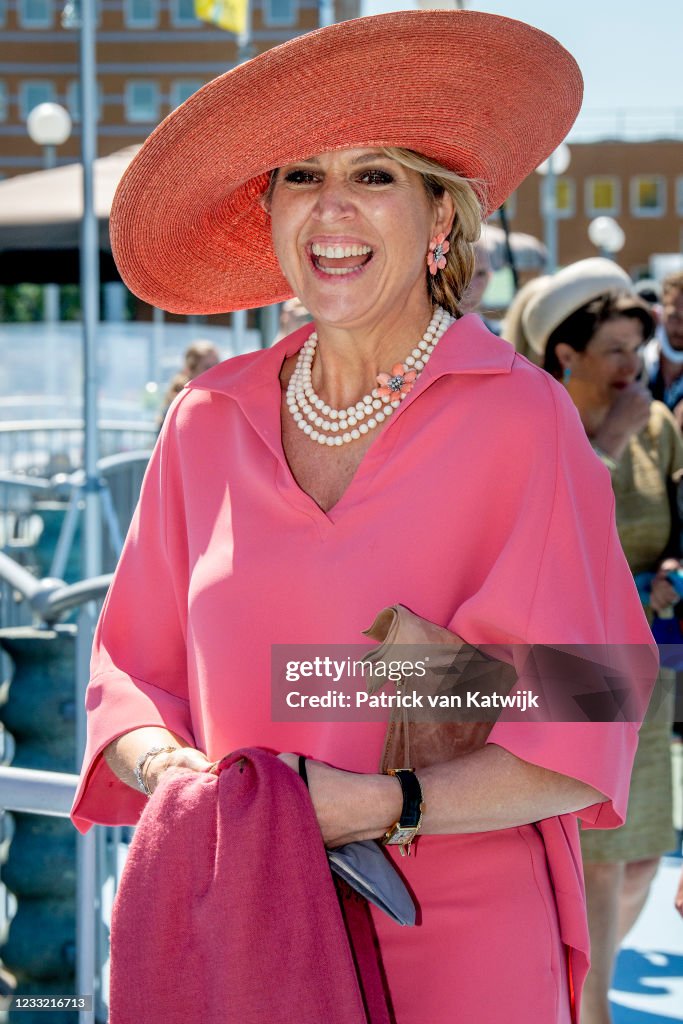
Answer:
110, 10, 583, 314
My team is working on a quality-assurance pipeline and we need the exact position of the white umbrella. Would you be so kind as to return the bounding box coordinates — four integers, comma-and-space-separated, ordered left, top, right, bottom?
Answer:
481, 223, 547, 273
0, 145, 138, 249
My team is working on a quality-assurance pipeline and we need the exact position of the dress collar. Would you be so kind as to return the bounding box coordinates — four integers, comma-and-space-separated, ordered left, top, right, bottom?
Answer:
189, 312, 515, 402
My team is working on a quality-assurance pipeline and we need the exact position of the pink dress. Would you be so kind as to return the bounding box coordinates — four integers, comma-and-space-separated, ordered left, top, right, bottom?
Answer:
72, 316, 656, 1023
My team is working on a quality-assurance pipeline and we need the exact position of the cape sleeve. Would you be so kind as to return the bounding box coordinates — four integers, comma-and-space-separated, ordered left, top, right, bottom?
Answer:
71, 396, 195, 833
452, 372, 658, 829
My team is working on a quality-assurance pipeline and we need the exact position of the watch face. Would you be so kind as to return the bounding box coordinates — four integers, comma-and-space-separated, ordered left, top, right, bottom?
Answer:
384, 826, 419, 845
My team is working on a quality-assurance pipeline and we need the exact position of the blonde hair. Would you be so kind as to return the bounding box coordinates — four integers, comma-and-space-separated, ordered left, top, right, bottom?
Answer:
381, 148, 484, 317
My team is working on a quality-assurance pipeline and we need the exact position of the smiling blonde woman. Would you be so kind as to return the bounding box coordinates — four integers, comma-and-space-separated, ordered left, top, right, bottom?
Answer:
72, 12, 656, 1024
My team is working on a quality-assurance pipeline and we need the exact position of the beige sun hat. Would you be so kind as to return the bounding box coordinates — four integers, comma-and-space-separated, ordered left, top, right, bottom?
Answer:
522, 258, 633, 357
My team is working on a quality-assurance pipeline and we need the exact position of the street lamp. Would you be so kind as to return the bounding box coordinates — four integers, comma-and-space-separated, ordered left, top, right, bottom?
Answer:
588, 216, 625, 260
27, 103, 72, 324
26, 102, 72, 168
535, 143, 571, 276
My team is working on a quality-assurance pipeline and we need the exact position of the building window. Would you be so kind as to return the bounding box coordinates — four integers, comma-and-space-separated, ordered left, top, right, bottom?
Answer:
66, 81, 102, 122
19, 81, 56, 120
264, 0, 298, 26
631, 175, 666, 218
18, 0, 53, 27
540, 177, 574, 220
585, 176, 620, 217
169, 80, 204, 110
124, 0, 158, 27
125, 81, 160, 123
0, 0, 7, 26
676, 177, 683, 217
0, 83, 7, 122
170, 0, 197, 25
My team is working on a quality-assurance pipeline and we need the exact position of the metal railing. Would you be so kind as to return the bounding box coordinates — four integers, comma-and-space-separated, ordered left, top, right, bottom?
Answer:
569, 106, 683, 142
0, 767, 100, 1024
1, 449, 150, 622
0, 420, 156, 475
0, 550, 112, 630
0, 559, 116, 1023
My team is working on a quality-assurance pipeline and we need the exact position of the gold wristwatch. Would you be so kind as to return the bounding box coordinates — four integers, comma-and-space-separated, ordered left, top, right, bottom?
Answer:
382, 768, 425, 857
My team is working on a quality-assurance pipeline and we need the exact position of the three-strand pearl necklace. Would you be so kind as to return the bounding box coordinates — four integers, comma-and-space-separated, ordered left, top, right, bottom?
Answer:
286, 306, 454, 446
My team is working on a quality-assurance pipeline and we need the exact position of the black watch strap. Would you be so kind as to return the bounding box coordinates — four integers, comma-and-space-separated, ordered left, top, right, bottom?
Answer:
388, 768, 422, 828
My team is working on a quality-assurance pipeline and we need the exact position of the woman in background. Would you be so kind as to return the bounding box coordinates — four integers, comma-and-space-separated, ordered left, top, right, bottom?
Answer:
157, 339, 220, 427
524, 257, 682, 1024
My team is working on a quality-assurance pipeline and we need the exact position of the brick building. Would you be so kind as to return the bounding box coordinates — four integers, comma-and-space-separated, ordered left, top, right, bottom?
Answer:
499, 139, 683, 279
0, 0, 359, 179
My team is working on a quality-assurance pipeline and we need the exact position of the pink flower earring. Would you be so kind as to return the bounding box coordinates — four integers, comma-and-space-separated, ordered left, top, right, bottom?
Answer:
427, 233, 450, 276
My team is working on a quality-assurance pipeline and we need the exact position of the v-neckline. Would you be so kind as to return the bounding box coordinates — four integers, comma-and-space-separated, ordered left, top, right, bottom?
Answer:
276, 388, 404, 525
187, 315, 515, 531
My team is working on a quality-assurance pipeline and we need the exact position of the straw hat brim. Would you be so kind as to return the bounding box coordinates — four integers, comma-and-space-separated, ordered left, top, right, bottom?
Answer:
110, 10, 583, 314
522, 258, 634, 357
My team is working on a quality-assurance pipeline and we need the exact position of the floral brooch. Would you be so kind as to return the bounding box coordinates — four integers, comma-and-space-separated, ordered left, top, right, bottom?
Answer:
376, 363, 418, 403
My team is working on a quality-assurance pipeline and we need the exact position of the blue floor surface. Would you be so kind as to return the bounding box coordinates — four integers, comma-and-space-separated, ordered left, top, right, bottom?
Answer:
611, 856, 683, 1022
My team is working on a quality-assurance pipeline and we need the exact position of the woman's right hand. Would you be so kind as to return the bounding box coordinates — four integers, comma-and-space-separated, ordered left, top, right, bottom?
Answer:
143, 746, 217, 796
102, 728, 217, 796
593, 382, 651, 460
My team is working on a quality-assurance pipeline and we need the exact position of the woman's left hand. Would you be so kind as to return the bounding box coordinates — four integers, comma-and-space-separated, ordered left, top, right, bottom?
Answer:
277, 753, 401, 848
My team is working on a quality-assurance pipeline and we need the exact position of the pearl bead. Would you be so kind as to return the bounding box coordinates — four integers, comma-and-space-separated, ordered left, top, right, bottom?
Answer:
288, 308, 452, 446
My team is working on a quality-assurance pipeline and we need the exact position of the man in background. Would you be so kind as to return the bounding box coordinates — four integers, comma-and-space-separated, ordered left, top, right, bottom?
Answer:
644, 271, 683, 428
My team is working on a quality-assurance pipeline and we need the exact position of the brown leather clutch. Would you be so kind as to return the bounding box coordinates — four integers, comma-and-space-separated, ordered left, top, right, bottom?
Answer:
361, 605, 517, 773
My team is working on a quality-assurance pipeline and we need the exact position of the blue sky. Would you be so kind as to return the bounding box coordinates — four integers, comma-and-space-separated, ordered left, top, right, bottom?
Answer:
361, 1, 682, 139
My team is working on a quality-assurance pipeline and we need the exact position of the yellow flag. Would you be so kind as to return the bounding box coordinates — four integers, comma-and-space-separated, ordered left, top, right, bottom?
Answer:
194, 0, 248, 35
